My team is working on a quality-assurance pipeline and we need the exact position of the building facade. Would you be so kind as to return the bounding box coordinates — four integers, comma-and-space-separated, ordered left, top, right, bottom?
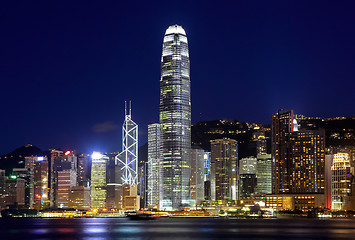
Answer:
57, 169, 77, 208
190, 146, 205, 204
33, 157, 49, 210
91, 152, 108, 209
288, 129, 326, 193
256, 154, 272, 194
271, 109, 294, 194
116, 101, 138, 185
159, 25, 191, 210
331, 153, 354, 210
147, 123, 161, 208
210, 138, 237, 201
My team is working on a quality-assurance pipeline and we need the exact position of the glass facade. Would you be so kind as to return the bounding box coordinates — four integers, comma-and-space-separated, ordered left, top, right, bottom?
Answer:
159, 25, 191, 210
210, 139, 237, 201
147, 123, 161, 208
116, 101, 138, 185
91, 153, 108, 208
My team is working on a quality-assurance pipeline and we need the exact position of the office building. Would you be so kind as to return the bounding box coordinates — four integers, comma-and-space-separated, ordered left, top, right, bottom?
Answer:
239, 157, 257, 199
210, 138, 237, 201
106, 154, 122, 209
256, 154, 272, 194
116, 101, 138, 185
13, 168, 32, 208
159, 24, 191, 210
332, 153, 354, 210
289, 129, 326, 193
57, 169, 77, 208
33, 157, 49, 210
147, 123, 161, 208
77, 154, 90, 187
69, 186, 91, 210
190, 146, 205, 204
271, 109, 294, 194
91, 152, 108, 209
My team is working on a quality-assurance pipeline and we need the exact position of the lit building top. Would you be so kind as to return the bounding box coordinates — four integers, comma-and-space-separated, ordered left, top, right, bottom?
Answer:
165, 24, 186, 36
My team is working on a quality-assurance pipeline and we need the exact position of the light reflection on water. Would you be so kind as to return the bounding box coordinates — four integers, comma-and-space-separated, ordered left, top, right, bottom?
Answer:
1, 218, 355, 239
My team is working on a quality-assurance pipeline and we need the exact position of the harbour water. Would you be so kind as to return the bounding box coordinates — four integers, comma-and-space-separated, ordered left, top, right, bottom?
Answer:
1, 217, 355, 239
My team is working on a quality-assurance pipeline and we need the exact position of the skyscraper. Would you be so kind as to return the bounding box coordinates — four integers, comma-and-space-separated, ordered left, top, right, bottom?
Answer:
147, 123, 161, 208
91, 152, 108, 209
33, 157, 49, 210
159, 25, 191, 210
210, 138, 237, 201
289, 129, 325, 193
272, 109, 326, 195
190, 146, 205, 205
271, 109, 294, 194
332, 153, 353, 210
116, 101, 138, 185
256, 154, 272, 194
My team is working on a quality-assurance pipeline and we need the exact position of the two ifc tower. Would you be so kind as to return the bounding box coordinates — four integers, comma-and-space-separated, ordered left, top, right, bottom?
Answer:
115, 25, 191, 210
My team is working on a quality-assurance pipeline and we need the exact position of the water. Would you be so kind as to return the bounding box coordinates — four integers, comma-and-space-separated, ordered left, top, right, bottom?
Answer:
1, 217, 355, 239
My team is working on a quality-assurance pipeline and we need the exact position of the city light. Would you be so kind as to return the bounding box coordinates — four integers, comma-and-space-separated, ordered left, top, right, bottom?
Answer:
92, 152, 102, 160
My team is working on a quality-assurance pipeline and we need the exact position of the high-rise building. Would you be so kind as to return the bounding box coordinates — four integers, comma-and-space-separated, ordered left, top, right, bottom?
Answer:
48, 149, 64, 207
256, 154, 272, 194
106, 155, 122, 209
288, 129, 325, 193
272, 110, 326, 194
159, 24, 191, 210
331, 153, 354, 210
4, 175, 25, 207
210, 138, 237, 201
91, 152, 108, 209
239, 157, 257, 199
33, 157, 49, 210
57, 169, 77, 208
116, 101, 138, 185
190, 146, 205, 205
271, 109, 294, 194
13, 168, 32, 208
77, 154, 90, 187
147, 123, 161, 208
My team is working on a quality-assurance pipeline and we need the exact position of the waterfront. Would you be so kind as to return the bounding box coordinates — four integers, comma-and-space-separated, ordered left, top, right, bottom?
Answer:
1, 218, 355, 239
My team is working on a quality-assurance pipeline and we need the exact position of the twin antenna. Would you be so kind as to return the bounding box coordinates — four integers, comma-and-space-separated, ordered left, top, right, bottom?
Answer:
124, 100, 132, 117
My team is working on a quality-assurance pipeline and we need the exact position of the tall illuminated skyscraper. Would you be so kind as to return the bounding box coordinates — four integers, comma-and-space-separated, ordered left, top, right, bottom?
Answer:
116, 101, 138, 185
91, 152, 108, 208
147, 123, 161, 208
160, 25, 191, 210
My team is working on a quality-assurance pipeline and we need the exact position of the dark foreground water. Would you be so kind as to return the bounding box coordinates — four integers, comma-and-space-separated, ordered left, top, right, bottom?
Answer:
1, 217, 355, 240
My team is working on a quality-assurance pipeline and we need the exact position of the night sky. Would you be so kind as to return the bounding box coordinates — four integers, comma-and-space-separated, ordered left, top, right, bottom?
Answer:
1, 1, 354, 155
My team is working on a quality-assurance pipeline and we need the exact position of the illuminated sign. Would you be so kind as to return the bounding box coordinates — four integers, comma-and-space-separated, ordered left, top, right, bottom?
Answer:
9, 175, 17, 180
64, 150, 71, 156
37, 156, 44, 161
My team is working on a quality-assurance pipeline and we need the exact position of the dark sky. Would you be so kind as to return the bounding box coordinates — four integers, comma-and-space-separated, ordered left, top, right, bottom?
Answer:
1, 1, 354, 155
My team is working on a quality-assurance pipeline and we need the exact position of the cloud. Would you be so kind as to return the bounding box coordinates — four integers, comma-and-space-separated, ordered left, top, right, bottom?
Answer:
92, 121, 119, 133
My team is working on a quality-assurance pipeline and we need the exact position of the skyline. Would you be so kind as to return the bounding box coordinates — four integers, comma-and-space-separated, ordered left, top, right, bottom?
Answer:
1, 1, 355, 155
